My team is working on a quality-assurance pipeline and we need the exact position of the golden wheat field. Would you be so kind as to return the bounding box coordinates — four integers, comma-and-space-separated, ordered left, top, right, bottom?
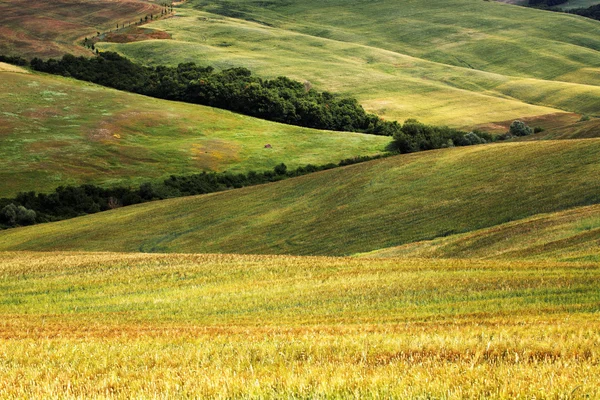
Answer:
0, 252, 598, 398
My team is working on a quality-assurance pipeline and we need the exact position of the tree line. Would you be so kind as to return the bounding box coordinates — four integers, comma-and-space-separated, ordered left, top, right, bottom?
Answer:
566, 4, 600, 21
0, 155, 385, 230
26, 52, 397, 135
2, 52, 499, 151
1, 113, 521, 231
526, 0, 600, 22
527, 0, 568, 7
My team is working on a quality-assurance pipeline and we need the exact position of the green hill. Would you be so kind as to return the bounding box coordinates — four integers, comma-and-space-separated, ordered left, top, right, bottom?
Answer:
0, 68, 389, 197
360, 204, 600, 262
2, 139, 599, 255
96, 0, 600, 127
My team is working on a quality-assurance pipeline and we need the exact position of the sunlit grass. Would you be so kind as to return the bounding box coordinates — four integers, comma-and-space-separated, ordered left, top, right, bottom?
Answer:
0, 251, 598, 398
0, 70, 389, 197
2, 139, 600, 256
362, 204, 600, 262
98, 0, 600, 126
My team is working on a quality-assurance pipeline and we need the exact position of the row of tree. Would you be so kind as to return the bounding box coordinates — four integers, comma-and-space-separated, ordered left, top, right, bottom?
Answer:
527, 0, 568, 7
0, 155, 385, 230
391, 119, 494, 153
26, 52, 396, 135
566, 4, 600, 20
3, 53, 503, 152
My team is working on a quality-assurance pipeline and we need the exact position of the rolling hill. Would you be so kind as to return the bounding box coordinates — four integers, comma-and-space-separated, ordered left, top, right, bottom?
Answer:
360, 204, 600, 261
0, 0, 163, 59
1, 1, 600, 397
96, 0, 600, 128
0, 67, 389, 197
2, 139, 599, 255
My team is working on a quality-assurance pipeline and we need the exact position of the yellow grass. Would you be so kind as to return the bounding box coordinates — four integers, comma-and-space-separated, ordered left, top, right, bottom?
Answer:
361, 204, 600, 261
0, 251, 598, 398
0, 62, 28, 73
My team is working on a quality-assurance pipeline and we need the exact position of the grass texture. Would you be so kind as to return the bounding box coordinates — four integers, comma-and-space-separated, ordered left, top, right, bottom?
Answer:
361, 204, 600, 262
0, 70, 389, 197
1, 139, 599, 255
0, 251, 598, 398
97, 0, 600, 127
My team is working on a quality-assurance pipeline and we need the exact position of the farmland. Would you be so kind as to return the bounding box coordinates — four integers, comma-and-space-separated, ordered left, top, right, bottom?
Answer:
362, 204, 600, 262
1, 0, 600, 397
96, 0, 600, 127
0, 0, 163, 59
0, 252, 598, 398
0, 68, 389, 197
2, 139, 599, 256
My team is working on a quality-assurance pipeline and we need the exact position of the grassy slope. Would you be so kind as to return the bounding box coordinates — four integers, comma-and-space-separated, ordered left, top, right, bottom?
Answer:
97, 0, 600, 127
360, 204, 600, 262
0, 69, 389, 197
2, 139, 600, 255
0, 0, 163, 59
473, 112, 600, 139
0, 251, 598, 397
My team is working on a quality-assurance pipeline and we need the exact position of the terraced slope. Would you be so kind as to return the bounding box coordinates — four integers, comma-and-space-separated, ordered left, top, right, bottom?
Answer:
2, 139, 599, 255
1, 251, 598, 397
0, 69, 389, 197
360, 204, 600, 262
97, 0, 600, 127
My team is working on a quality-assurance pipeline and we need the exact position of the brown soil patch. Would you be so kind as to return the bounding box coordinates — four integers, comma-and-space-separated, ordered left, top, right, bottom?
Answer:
472, 113, 580, 134
88, 127, 122, 142
21, 107, 62, 120
0, 0, 162, 59
101, 27, 171, 43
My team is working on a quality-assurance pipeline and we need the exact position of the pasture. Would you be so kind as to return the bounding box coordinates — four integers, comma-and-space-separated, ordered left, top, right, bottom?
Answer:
2, 139, 599, 255
96, 0, 600, 127
0, 70, 389, 197
362, 204, 600, 262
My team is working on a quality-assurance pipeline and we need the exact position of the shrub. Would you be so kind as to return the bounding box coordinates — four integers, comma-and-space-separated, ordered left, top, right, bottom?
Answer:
0, 204, 36, 226
274, 163, 288, 175
0, 204, 18, 225
457, 132, 487, 146
16, 206, 36, 225
509, 120, 533, 137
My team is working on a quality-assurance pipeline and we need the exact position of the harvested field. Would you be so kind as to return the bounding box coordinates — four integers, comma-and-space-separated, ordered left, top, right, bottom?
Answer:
0, 0, 163, 59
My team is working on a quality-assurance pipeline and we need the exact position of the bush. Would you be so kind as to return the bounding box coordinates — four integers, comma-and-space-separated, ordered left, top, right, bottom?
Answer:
391, 120, 491, 153
509, 120, 533, 137
16, 206, 36, 225
0, 204, 36, 226
0, 204, 18, 225
274, 163, 288, 175
456, 132, 487, 146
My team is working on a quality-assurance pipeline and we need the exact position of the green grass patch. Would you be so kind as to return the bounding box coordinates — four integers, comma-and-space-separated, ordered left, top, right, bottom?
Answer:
2, 139, 600, 255
0, 70, 390, 197
97, 0, 600, 127
361, 204, 600, 261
